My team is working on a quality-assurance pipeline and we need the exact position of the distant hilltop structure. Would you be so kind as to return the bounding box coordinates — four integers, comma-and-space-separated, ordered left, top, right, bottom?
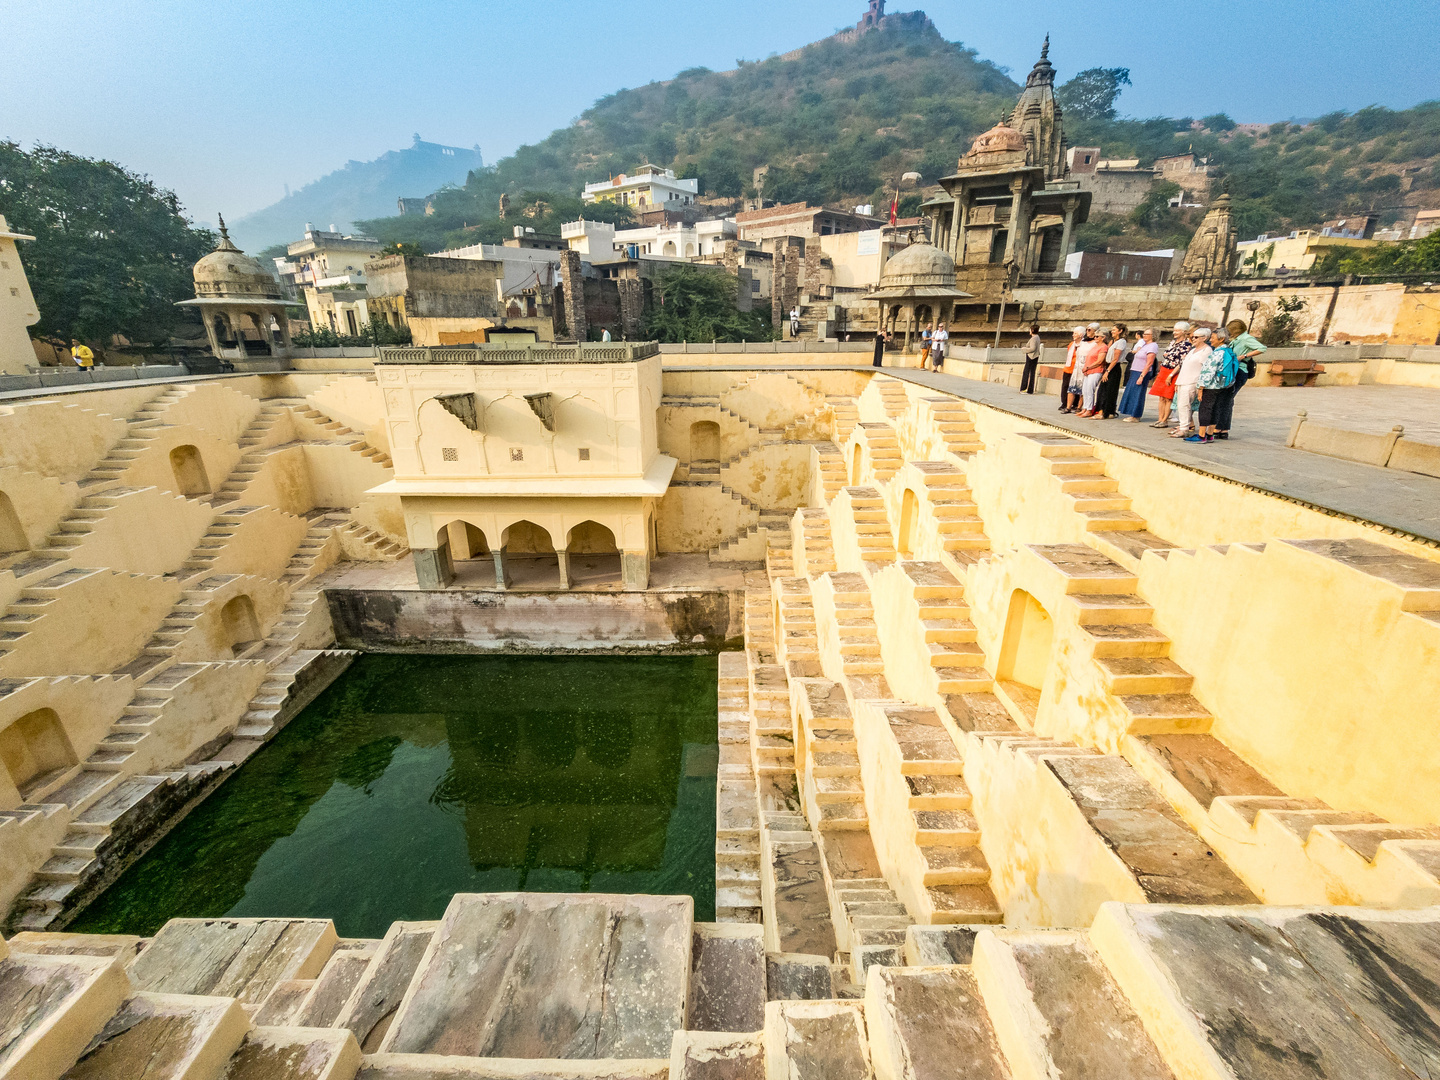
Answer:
229, 137, 483, 252
836, 0, 933, 43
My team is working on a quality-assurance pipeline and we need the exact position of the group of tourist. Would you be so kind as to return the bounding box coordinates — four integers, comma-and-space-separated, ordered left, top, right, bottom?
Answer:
1048, 320, 1266, 443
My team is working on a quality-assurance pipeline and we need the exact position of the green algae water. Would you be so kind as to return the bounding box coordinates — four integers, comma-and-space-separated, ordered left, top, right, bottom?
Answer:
72, 654, 718, 938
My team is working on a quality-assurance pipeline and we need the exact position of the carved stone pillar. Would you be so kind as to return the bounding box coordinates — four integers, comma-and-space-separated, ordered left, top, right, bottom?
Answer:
622, 550, 649, 591
413, 541, 454, 590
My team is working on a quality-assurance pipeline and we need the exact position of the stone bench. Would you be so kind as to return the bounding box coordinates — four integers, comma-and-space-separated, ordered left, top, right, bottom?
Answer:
1269, 357, 1326, 386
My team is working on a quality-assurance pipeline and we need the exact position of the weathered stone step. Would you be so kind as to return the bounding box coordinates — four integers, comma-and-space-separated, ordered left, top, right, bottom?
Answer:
920, 844, 991, 886
0, 946, 130, 1078
864, 965, 1010, 1080
1093, 903, 1439, 1080
1098, 656, 1193, 695
1119, 694, 1212, 735
128, 918, 339, 1008
1083, 623, 1171, 657
763, 1000, 871, 1080
334, 921, 436, 1054
62, 990, 250, 1080
973, 928, 1174, 1080
379, 893, 690, 1060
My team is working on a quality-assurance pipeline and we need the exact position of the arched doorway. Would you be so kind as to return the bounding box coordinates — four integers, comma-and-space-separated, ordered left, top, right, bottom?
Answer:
220, 595, 262, 655
850, 444, 863, 486
997, 589, 1054, 722
567, 520, 621, 588
444, 521, 494, 587
690, 421, 721, 462
898, 488, 919, 557
663, 241, 677, 256
0, 492, 27, 553
0, 708, 77, 797
169, 445, 211, 496
504, 520, 560, 589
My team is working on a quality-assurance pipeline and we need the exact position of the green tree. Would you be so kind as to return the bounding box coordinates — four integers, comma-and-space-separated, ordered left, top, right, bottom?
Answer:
1202, 113, 1237, 132
0, 141, 213, 347
1258, 295, 1306, 347
379, 242, 425, 258
1057, 68, 1131, 121
643, 265, 773, 343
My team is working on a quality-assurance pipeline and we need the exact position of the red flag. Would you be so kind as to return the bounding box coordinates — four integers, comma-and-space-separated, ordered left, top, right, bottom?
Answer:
888, 194, 898, 226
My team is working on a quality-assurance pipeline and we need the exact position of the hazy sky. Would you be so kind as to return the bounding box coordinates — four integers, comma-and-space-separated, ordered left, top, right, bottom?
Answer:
4, 0, 1435, 227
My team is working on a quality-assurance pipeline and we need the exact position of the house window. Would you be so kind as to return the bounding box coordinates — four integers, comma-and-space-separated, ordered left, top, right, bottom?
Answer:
442, 447, 458, 461
578, 448, 591, 461
1120, 265, 1129, 281
510, 448, 524, 462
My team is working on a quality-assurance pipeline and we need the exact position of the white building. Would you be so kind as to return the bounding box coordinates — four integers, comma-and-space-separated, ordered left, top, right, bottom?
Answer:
0, 215, 39, 376
581, 166, 699, 210
280, 225, 383, 335
561, 219, 737, 264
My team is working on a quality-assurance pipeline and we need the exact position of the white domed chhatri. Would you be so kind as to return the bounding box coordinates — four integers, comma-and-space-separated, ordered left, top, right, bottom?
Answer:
179, 215, 296, 362
876, 242, 957, 288
864, 242, 971, 351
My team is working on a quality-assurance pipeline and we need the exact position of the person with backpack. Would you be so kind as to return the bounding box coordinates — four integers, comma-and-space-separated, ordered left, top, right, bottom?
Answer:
919, 323, 933, 368
1187, 327, 1238, 444
1220, 318, 1267, 439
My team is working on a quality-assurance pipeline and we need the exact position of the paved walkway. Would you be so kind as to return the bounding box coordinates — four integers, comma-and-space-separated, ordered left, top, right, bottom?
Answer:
889, 369, 1440, 544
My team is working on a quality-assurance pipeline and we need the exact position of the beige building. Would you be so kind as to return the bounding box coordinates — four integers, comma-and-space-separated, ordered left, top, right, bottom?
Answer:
364, 253, 554, 346
281, 226, 382, 336
0, 215, 39, 376
1235, 229, 1379, 276
370, 342, 673, 591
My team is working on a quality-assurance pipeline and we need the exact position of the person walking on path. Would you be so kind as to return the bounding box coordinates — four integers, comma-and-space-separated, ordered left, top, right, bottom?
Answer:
931, 323, 949, 371
1097, 324, 1129, 419
1020, 323, 1042, 393
70, 339, 94, 370
1172, 327, 1209, 438
1119, 328, 1159, 421
1078, 329, 1109, 417
1059, 326, 1084, 413
1150, 321, 1191, 428
1187, 327, 1238, 444
919, 323, 933, 368
1219, 319, 1267, 439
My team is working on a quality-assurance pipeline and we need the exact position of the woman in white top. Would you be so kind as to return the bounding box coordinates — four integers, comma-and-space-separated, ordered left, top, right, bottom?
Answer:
1172, 327, 1211, 437
930, 324, 949, 371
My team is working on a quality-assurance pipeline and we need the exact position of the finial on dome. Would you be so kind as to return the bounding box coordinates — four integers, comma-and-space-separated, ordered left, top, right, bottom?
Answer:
1041, 34, 1049, 61
214, 213, 240, 252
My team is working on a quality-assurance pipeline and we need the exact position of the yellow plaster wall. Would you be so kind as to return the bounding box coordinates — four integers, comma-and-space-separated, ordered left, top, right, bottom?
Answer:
306, 377, 389, 453
172, 576, 291, 662
62, 487, 213, 577
719, 373, 826, 431
0, 570, 181, 677
162, 384, 263, 445
302, 444, 394, 510
0, 400, 129, 483
963, 736, 1148, 926
868, 562, 946, 709
201, 508, 310, 581
656, 486, 756, 552
720, 444, 813, 509
128, 661, 269, 775
114, 424, 244, 504
230, 447, 316, 517
0, 466, 79, 549
1139, 541, 1440, 824
0, 675, 134, 806
657, 405, 757, 465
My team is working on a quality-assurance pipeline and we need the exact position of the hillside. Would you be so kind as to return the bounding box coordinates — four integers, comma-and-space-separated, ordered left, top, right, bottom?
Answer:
229, 137, 484, 252
353, 16, 1440, 255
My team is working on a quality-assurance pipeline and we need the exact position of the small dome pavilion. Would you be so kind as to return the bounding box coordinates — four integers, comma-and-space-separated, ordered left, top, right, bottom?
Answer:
179, 216, 295, 361
863, 243, 972, 351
